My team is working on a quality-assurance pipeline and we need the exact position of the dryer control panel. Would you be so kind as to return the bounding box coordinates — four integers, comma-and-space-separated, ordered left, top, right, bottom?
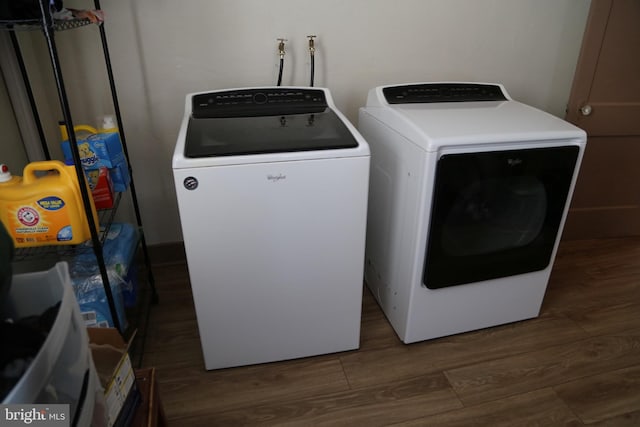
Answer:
383, 83, 507, 104
192, 88, 328, 118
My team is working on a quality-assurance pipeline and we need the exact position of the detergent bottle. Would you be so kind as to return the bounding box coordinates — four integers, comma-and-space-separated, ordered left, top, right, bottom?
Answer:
0, 164, 21, 185
100, 115, 117, 133
97, 115, 130, 192
0, 160, 99, 248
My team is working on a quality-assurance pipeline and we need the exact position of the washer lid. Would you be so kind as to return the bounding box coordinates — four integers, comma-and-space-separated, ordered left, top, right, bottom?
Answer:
173, 87, 369, 168
184, 109, 358, 158
363, 83, 586, 151
393, 101, 584, 145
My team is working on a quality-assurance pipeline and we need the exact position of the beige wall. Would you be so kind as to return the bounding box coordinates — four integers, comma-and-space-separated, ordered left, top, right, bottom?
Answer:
0, 71, 27, 171
5, 0, 591, 244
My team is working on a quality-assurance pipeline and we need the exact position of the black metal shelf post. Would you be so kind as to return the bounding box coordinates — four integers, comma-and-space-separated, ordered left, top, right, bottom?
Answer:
39, 0, 121, 331
93, 0, 157, 303
1, 0, 158, 333
7, 31, 50, 159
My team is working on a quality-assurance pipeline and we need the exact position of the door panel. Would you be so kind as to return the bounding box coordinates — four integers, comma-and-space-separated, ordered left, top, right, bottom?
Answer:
588, 1, 640, 107
575, 106, 640, 136
563, 0, 640, 239
570, 136, 640, 207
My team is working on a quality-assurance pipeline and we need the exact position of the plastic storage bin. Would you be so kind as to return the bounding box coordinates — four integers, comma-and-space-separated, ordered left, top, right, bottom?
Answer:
2, 262, 99, 427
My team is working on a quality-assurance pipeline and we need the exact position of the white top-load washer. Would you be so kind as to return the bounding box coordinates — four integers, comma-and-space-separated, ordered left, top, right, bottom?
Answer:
173, 87, 369, 370
359, 82, 585, 343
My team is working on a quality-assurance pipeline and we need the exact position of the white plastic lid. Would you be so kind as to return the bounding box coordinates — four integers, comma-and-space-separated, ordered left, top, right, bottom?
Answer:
0, 164, 12, 182
101, 115, 117, 130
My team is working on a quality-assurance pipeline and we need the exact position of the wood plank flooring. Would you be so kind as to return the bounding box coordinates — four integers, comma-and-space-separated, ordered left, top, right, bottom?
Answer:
142, 237, 640, 426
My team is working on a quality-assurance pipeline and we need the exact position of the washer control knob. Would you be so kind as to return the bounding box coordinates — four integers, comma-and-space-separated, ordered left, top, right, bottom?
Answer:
580, 104, 592, 116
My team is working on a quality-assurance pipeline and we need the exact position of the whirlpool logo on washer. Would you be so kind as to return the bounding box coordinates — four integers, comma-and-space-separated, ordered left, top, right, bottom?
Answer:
267, 173, 287, 182
183, 176, 199, 190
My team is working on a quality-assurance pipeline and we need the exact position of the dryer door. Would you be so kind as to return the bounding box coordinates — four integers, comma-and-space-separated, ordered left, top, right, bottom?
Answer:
423, 145, 579, 289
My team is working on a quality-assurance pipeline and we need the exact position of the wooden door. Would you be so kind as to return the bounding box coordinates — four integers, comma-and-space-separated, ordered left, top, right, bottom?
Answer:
563, 0, 640, 239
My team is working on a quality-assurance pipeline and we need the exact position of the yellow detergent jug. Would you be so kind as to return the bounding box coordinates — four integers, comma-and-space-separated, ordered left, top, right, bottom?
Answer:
0, 160, 99, 248
0, 164, 21, 186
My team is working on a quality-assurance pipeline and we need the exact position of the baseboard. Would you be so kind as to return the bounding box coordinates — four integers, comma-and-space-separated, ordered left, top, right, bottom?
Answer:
146, 241, 186, 266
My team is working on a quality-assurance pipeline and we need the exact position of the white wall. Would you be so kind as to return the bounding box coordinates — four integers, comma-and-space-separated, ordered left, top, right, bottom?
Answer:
12, 0, 590, 244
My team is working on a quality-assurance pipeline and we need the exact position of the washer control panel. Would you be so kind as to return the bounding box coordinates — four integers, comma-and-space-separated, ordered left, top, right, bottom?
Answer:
192, 88, 327, 118
383, 83, 507, 104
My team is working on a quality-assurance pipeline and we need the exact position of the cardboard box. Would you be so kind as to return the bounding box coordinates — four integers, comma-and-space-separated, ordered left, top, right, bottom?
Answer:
61, 132, 125, 169
61, 132, 131, 193
88, 328, 138, 427
87, 167, 115, 209
108, 159, 131, 192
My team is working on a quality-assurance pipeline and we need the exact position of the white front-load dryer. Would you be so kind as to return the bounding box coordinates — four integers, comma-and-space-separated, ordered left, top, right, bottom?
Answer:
173, 87, 369, 370
359, 82, 586, 344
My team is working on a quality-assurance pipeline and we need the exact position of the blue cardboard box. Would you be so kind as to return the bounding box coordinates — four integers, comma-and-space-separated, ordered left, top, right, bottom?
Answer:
110, 159, 131, 192
62, 131, 130, 192
61, 131, 125, 169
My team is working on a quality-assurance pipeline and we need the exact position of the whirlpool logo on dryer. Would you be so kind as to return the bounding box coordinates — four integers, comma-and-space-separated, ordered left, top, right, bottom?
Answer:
267, 173, 287, 182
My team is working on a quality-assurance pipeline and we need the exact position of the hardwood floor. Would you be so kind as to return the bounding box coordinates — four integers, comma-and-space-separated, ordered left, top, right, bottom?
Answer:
141, 237, 640, 426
